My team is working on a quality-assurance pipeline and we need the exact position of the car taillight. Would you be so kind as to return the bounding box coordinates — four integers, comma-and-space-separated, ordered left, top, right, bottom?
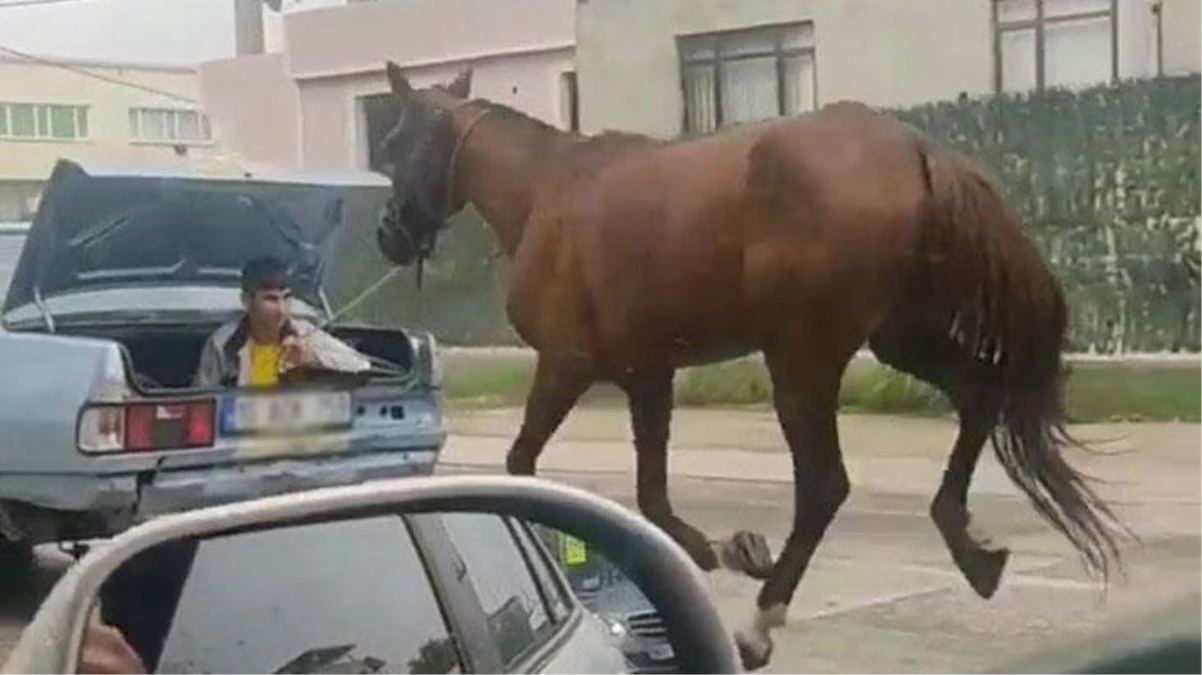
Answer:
78, 400, 215, 455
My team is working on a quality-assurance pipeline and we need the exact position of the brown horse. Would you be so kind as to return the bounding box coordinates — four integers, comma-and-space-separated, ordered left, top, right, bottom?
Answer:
375, 62, 1126, 670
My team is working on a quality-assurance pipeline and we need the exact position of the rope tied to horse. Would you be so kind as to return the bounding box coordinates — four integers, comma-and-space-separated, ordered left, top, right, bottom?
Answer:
319, 265, 404, 329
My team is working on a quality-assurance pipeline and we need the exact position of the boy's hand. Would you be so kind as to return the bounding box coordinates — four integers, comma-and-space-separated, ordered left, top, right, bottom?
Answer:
280, 336, 318, 371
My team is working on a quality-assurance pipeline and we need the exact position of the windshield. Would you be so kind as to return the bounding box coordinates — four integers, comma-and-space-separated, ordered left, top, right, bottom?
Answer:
533, 524, 623, 595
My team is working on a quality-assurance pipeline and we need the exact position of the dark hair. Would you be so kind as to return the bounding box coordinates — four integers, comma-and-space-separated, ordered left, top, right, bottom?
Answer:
240, 256, 291, 293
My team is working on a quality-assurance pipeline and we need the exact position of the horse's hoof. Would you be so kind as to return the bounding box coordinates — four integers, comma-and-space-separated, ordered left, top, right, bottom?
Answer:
735, 629, 774, 671
721, 531, 775, 580
963, 546, 1010, 599
504, 455, 536, 476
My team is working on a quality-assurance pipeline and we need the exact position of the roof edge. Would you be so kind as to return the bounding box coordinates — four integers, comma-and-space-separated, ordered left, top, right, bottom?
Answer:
63, 159, 390, 188
0, 52, 198, 74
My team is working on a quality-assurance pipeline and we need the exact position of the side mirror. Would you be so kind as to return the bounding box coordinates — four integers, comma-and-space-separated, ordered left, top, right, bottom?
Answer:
4, 475, 739, 674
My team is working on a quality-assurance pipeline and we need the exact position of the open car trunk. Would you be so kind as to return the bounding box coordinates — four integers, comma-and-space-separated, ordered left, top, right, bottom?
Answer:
0, 160, 415, 391
32, 322, 416, 391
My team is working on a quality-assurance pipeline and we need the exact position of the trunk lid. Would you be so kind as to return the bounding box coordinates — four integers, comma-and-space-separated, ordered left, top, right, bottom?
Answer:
2, 159, 390, 317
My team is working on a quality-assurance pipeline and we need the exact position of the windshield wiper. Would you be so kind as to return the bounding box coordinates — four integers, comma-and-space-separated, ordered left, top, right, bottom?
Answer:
245, 195, 313, 254
67, 212, 136, 250
273, 645, 386, 675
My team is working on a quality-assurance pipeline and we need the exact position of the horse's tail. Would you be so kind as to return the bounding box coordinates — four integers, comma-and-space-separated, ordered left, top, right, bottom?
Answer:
914, 141, 1128, 582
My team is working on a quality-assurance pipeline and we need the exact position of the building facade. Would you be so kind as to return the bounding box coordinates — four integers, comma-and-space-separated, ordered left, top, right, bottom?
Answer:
200, 0, 1200, 170
0, 55, 222, 221
201, 0, 577, 174
575, 0, 1202, 138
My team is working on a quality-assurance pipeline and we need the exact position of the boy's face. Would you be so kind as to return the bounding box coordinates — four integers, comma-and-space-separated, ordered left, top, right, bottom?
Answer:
242, 286, 291, 337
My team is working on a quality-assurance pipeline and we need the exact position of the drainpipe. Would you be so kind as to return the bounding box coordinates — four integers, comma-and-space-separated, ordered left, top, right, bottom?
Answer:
234, 0, 266, 56
1151, 0, 1164, 76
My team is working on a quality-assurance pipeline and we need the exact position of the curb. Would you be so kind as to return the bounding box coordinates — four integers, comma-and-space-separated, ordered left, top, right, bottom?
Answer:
435, 460, 795, 486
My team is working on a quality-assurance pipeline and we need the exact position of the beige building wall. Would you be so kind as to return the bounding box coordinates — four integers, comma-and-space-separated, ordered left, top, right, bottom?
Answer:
0, 58, 219, 181
201, 0, 1199, 169
199, 53, 301, 170
284, 0, 573, 79
201, 0, 577, 173
296, 47, 574, 171
1161, 0, 1202, 75
575, 0, 993, 137
575, 0, 1201, 138
288, 0, 575, 172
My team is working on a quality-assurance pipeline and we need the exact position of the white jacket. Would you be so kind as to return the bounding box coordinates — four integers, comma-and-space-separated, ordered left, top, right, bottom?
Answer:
193, 316, 371, 388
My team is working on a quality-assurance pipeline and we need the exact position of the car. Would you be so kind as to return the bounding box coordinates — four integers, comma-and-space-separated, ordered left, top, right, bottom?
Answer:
5, 475, 744, 674
0, 158, 446, 576
536, 526, 677, 674
103, 509, 632, 674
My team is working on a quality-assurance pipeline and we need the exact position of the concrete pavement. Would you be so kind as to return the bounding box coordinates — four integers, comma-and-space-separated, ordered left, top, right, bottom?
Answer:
443, 407, 1201, 505
441, 408, 1201, 673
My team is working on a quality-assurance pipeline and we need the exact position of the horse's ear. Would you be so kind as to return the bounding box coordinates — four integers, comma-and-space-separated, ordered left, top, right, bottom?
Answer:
385, 61, 414, 102
445, 67, 473, 100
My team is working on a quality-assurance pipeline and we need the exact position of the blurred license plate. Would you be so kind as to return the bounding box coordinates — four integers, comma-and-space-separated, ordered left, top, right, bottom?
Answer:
649, 644, 674, 661
222, 391, 353, 434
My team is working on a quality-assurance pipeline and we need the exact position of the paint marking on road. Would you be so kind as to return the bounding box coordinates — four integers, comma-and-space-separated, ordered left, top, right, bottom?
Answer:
890, 557, 1101, 591
438, 462, 948, 516
780, 555, 1103, 625
1003, 574, 1110, 592
798, 581, 960, 622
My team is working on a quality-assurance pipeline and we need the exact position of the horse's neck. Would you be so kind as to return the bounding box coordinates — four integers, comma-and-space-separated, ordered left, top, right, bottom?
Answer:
465, 164, 535, 256
459, 114, 565, 256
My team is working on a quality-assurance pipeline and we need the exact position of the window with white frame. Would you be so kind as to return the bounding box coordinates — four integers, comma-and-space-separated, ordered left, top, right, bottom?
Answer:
994, 0, 1117, 93
678, 22, 817, 136
0, 102, 89, 140
128, 107, 213, 143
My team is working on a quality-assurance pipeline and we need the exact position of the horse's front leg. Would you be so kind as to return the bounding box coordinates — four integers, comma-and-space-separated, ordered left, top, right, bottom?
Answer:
621, 368, 774, 577
735, 346, 851, 671
506, 353, 594, 475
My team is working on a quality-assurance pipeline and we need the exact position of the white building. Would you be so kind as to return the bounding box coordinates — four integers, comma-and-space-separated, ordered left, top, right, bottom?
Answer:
201, 0, 577, 173
200, 0, 1201, 169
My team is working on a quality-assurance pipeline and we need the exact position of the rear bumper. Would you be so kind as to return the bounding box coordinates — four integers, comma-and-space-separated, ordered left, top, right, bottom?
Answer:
136, 443, 442, 520
0, 437, 444, 541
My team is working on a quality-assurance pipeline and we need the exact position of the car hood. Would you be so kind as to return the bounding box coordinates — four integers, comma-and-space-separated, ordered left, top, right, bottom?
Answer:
3, 159, 390, 316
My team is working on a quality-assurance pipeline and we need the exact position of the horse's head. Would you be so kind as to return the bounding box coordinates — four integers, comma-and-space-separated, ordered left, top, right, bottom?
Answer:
376, 61, 475, 267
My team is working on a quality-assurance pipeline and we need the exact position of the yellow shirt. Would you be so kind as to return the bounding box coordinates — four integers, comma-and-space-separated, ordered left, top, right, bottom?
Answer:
246, 339, 282, 388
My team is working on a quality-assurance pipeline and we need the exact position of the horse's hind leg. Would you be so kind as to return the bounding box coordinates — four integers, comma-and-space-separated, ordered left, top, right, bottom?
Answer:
505, 353, 594, 475
869, 328, 1009, 598
735, 341, 852, 670
930, 387, 1009, 598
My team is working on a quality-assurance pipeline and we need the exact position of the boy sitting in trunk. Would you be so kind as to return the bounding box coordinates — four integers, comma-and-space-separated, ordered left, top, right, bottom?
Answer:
193, 255, 370, 388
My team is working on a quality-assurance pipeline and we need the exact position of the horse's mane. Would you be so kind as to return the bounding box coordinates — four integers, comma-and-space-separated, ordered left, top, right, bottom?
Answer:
471, 99, 664, 161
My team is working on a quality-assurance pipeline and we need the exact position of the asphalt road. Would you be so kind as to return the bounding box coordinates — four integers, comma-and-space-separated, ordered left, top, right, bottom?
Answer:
434, 471, 1199, 673
2, 409, 1199, 673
